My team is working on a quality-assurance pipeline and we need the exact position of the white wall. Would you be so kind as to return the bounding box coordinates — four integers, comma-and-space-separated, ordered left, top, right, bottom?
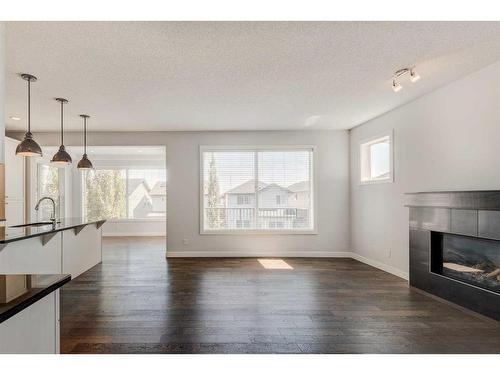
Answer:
350, 59, 500, 280
102, 219, 166, 237
9, 130, 350, 257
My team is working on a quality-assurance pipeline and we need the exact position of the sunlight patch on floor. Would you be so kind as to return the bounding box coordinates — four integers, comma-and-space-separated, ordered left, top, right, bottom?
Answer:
257, 259, 294, 270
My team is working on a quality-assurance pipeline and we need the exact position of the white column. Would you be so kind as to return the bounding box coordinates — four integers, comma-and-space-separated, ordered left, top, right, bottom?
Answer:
0, 22, 5, 164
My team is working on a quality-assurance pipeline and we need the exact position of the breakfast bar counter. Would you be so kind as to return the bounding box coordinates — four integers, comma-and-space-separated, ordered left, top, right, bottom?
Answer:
0, 218, 106, 279
0, 273, 71, 353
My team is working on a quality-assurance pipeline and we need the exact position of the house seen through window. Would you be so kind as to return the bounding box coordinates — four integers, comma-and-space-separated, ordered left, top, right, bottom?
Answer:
83, 169, 166, 221
81, 147, 167, 222
201, 147, 314, 232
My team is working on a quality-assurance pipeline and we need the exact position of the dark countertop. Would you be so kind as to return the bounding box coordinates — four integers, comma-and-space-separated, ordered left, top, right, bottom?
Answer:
0, 217, 106, 244
0, 274, 71, 324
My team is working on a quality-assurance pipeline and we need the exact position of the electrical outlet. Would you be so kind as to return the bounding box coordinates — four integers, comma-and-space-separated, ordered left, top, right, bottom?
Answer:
183, 239, 189, 245
387, 249, 392, 258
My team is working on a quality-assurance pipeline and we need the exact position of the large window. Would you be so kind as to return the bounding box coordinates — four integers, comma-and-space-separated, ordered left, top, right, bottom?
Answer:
360, 132, 393, 184
201, 147, 314, 233
83, 168, 166, 221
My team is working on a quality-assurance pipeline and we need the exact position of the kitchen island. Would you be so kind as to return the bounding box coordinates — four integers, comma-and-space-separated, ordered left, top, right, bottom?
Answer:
0, 273, 71, 353
0, 218, 105, 353
0, 218, 106, 278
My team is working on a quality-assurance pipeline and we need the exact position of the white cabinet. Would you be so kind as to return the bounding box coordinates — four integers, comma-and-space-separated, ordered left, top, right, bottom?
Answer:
0, 290, 59, 354
0, 225, 102, 277
0, 234, 63, 274
4, 137, 25, 225
5, 201, 24, 226
62, 226, 102, 278
5, 137, 25, 200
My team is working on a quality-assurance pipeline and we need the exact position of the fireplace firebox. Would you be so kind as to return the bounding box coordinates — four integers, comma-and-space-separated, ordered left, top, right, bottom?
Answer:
431, 232, 500, 294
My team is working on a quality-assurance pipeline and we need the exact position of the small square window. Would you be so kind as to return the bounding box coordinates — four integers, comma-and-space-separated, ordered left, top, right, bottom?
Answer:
360, 132, 393, 184
237, 195, 250, 205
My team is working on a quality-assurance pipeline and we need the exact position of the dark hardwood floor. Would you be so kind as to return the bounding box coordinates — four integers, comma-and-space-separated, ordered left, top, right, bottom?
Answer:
60, 237, 500, 354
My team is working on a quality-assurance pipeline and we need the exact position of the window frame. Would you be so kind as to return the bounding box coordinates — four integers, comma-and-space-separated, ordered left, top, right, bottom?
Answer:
359, 130, 394, 185
199, 145, 317, 235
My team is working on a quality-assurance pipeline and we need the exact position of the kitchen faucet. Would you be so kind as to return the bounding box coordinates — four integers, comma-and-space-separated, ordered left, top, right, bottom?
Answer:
34, 197, 57, 224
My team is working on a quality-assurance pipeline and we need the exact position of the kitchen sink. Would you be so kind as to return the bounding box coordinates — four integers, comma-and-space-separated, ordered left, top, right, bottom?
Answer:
10, 221, 60, 228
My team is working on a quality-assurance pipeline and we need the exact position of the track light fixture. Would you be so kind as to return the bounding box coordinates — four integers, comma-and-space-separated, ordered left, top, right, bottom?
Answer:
391, 67, 420, 92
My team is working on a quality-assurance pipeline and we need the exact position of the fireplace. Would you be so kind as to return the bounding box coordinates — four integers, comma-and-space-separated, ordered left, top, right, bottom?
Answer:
407, 191, 500, 320
431, 232, 500, 294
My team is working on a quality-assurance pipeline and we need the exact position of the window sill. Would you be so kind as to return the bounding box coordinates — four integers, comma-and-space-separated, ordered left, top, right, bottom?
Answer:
359, 177, 393, 185
200, 229, 318, 235
103, 218, 166, 223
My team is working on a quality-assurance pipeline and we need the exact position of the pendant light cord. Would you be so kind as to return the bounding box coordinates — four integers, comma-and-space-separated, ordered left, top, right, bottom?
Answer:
60, 100, 64, 145
27, 79, 31, 133
84, 117, 87, 153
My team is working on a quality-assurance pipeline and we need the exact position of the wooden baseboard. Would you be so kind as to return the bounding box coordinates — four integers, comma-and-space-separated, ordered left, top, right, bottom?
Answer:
349, 252, 409, 280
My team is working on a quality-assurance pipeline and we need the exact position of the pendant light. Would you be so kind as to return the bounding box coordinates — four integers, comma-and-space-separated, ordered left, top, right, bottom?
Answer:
51, 98, 72, 165
15, 74, 43, 157
77, 115, 93, 170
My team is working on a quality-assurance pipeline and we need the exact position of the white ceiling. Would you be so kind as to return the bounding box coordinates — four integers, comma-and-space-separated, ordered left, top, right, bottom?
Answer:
5, 21, 500, 132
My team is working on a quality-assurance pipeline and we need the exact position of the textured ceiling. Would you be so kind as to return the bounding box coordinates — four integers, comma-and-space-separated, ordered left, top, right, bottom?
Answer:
5, 21, 500, 132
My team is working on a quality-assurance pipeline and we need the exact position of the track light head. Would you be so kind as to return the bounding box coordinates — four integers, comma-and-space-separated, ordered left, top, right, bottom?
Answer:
410, 69, 420, 83
392, 80, 402, 93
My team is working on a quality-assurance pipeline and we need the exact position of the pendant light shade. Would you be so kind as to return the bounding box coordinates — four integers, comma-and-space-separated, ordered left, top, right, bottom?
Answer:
77, 115, 93, 170
51, 144, 72, 165
16, 74, 42, 157
16, 132, 43, 157
51, 98, 72, 165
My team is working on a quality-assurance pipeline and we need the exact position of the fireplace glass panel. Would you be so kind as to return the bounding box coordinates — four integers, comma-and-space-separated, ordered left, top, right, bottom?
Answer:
435, 233, 500, 293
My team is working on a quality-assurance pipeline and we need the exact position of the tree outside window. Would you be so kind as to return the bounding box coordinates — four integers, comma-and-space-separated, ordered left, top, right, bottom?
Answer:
84, 169, 126, 221
83, 168, 166, 221
37, 164, 61, 220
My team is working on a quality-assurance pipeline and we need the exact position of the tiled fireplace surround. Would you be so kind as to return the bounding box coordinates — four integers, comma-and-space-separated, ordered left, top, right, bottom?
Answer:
407, 191, 500, 320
